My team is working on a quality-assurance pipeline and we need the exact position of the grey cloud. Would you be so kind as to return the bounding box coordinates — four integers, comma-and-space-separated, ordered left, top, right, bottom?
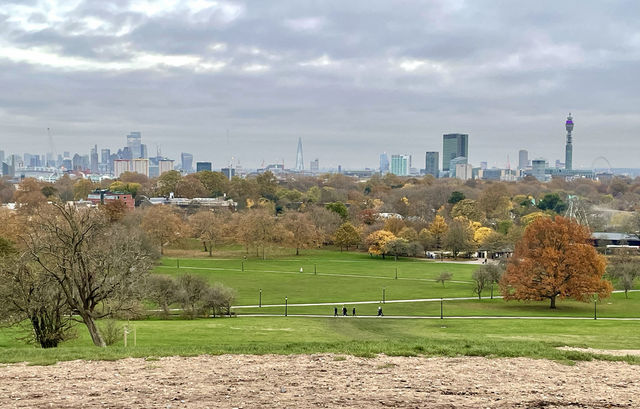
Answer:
1, 1, 640, 169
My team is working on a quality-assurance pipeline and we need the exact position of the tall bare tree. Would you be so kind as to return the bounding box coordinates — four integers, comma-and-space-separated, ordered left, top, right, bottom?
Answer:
22, 203, 156, 347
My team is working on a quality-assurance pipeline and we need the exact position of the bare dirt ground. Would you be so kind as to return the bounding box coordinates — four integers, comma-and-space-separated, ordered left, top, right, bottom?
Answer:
1, 354, 638, 408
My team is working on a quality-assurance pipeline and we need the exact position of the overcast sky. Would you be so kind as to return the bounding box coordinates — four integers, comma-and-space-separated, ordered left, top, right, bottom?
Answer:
1, 0, 640, 170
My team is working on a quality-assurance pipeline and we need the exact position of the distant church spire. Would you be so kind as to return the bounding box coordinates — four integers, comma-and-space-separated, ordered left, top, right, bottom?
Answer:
295, 137, 304, 171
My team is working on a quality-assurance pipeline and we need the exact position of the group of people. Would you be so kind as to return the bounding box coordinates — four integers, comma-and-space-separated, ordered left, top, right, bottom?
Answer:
334, 306, 355, 316
333, 306, 384, 317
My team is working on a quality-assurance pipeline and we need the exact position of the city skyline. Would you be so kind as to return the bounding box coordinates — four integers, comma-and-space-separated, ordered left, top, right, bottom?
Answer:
2, 2, 640, 168
0, 113, 623, 175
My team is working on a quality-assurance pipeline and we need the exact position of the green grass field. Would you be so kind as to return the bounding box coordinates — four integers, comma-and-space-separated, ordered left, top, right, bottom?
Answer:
156, 250, 477, 305
1, 248, 639, 365
1, 317, 639, 365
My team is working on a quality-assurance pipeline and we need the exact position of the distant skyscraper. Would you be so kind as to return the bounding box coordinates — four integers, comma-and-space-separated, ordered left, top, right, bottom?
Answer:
310, 158, 319, 172
127, 132, 142, 159
46, 127, 55, 167
181, 152, 194, 173
425, 152, 439, 177
90, 145, 99, 173
140, 143, 148, 159
565, 113, 573, 171
532, 159, 546, 181
0, 150, 4, 165
518, 149, 529, 169
390, 154, 409, 176
379, 153, 390, 173
72, 153, 83, 170
480, 161, 488, 170
442, 133, 468, 171
101, 148, 111, 164
196, 162, 212, 172
295, 138, 304, 171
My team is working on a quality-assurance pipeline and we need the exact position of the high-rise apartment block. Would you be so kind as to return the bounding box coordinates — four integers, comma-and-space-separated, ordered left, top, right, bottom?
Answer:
158, 160, 174, 175
390, 154, 409, 176
132, 158, 149, 177
455, 163, 473, 181
113, 159, 130, 178
448, 156, 468, 178
442, 133, 468, 171
425, 152, 439, 177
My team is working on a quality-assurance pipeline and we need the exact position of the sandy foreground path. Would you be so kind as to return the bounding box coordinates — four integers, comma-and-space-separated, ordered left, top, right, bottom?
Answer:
0, 354, 638, 408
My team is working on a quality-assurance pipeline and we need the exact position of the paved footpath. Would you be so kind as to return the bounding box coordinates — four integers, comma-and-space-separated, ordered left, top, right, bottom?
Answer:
238, 314, 640, 320
234, 289, 639, 309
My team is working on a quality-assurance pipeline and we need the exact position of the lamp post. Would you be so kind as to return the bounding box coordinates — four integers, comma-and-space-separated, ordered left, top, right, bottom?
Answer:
382, 288, 386, 304
593, 293, 598, 320
395, 267, 398, 280
440, 298, 444, 320
259, 289, 262, 308
285, 297, 288, 317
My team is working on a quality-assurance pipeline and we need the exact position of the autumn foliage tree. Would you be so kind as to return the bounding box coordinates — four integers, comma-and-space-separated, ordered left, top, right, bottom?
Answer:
500, 216, 612, 309
189, 210, 230, 256
334, 222, 361, 251
281, 211, 320, 255
366, 230, 396, 259
141, 206, 186, 255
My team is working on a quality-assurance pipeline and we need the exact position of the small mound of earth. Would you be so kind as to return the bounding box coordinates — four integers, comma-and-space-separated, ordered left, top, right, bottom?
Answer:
557, 346, 640, 357
0, 354, 638, 408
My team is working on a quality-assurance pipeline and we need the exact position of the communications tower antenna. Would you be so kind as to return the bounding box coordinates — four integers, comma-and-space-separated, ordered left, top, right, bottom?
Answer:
565, 113, 574, 171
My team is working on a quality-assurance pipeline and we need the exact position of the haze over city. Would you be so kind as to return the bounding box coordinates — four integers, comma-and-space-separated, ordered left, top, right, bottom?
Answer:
2, 1, 640, 168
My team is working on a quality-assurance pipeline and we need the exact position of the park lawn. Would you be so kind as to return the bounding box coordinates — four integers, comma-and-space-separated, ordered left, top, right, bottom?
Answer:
1, 316, 639, 365
155, 251, 479, 305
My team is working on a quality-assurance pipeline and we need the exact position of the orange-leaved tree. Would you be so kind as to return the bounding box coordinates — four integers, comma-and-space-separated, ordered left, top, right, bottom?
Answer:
500, 216, 612, 309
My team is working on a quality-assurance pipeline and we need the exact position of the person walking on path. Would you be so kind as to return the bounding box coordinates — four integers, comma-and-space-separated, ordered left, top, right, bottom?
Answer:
342, 306, 347, 316
352, 307, 356, 317
377, 306, 383, 317
334, 307, 338, 317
